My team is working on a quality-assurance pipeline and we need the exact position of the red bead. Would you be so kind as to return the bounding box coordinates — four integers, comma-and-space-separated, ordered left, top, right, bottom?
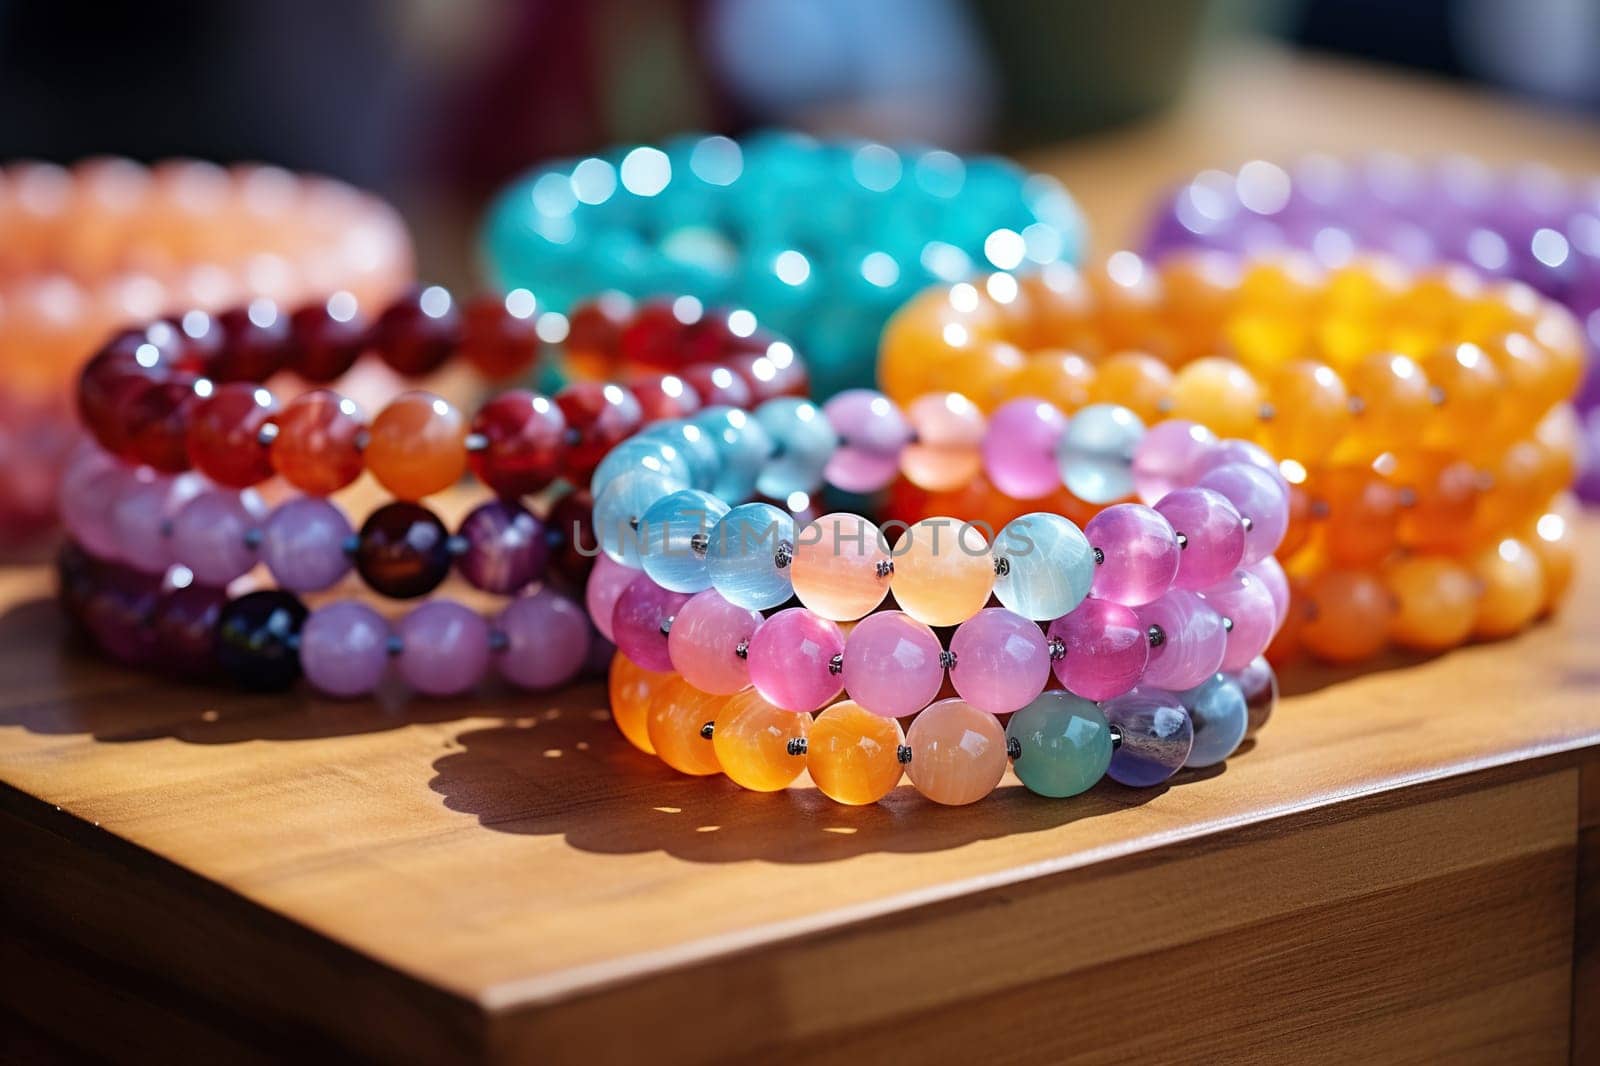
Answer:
460, 292, 541, 380
679, 363, 753, 408
617, 299, 695, 370
286, 299, 367, 383
208, 301, 292, 382
727, 345, 808, 401
629, 373, 702, 420
564, 293, 633, 370
78, 328, 182, 453
554, 381, 643, 480
271, 389, 366, 495
370, 287, 461, 377
167, 312, 225, 374
119, 371, 202, 472
187, 383, 279, 487
546, 487, 597, 589
680, 312, 762, 366
469, 389, 568, 498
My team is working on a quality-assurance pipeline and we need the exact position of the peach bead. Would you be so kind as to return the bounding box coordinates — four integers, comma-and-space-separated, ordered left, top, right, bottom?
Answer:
1346, 352, 1433, 452
1086, 351, 1172, 423
1525, 497, 1577, 611
1002, 348, 1095, 410
790, 512, 892, 621
712, 689, 809, 792
1167, 357, 1262, 440
365, 390, 468, 500
1384, 556, 1478, 653
1299, 569, 1391, 664
890, 517, 995, 627
806, 701, 904, 805
1470, 538, 1545, 640
905, 698, 1008, 806
1264, 361, 1349, 459
645, 676, 725, 776
608, 653, 664, 755
902, 392, 985, 492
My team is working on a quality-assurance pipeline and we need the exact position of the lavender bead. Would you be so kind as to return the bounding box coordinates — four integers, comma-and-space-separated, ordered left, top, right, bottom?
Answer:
1179, 673, 1248, 768
841, 610, 945, 718
611, 573, 691, 672
301, 601, 390, 698
585, 553, 638, 642
1196, 463, 1290, 566
1083, 503, 1180, 606
170, 488, 264, 586
949, 607, 1051, 714
823, 389, 912, 493
1131, 419, 1217, 504
61, 458, 132, 561
260, 497, 353, 593
1247, 555, 1291, 629
982, 398, 1068, 499
1103, 689, 1193, 787
456, 500, 549, 594
111, 472, 204, 574
497, 589, 591, 691
1198, 568, 1279, 672
1136, 589, 1227, 691
1190, 438, 1288, 493
1048, 597, 1149, 701
396, 600, 491, 697
1153, 486, 1246, 590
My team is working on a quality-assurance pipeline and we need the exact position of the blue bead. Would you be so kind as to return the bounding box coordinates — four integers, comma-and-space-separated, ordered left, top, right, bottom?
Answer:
638, 489, 730, 593
634, 420, 721, 491
707, 502, 796, 610
590, 438, 692, 500
1056, 403, 1144, 504
693, 405, 774, 502
1006, 691, 1113, 798
992, 512, 1095, 621
1179, 673, 1248, 768
1103, 689, 1193, 787
593, 469, 679, 568
754, 398, 837, 500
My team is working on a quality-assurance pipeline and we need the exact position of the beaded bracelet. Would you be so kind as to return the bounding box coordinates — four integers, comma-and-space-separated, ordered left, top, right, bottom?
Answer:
877, 258, 1582, 664
481, 131, 1084, 398
0, 158, 413, 543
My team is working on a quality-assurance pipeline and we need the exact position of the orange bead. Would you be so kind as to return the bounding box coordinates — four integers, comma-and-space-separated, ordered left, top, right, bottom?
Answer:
1312, 465, 1400, 567
1469, 538, 1545, 640
365, 390, 467, 500
1001, 348, 1095, 410
806, 701, 905, 805
905, 698, 1008, 806
270, 388, 366, 496
1264, 361, 1349, 459
890, 517, 995, 627
712, 689, 809, 792
1419, 342, 1500, 452
1384, 556, 1478, 653
967, 339, 1028, 411
1277, 480, 1315, 560
1524, 495, 1577, 611
901, 392, 985, 492
608, 653, 665, 755
1085, 350, 1172, 423
1481, 332, 1551, 440
1299, 569, 1392, 664
1531, 304, 1586, 402
1346, 352, 1433, 453
1167, 357, 1263, 440
645, 676, 724, 776
1393, 452, 1481, 554
879, 285, 1001, 404
1472, 440, 1549, 539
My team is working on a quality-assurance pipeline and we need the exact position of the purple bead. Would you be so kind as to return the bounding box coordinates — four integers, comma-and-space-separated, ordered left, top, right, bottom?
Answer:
842, 610, 945, 718
83, 566, 161, 665
60, 458, 132, 561
1190, 438, 1288, 494
982, 399, 1067, 499
583, 632, 616, 678
948, 607, 1049, 715
1083, 503, 1180, 606
1103, 689, 1193, 787
259, 497, 353, 593
396, 600, 491, 697
1247, 555, 1291, 629
1197, 568, 1278, 672
456, 500, 549, 594
1132, 419, 1217, 504
823, 389, 912, 493
1196, 462, 1289, 565
1153, 486, 1246, 590
585, 554, 639, 643
666, 589, 762, 695
1233, 655, 1278, 736
170, 488, 264, 586
745, 607, 845, 712
1048, 597, 1148, 701
151, 582, 226, 677
110, 472, 204, 574
611, 573, 692, 672
1136, 589, 1227, 691
497, 589, 591, 691
301, 601, 391, 698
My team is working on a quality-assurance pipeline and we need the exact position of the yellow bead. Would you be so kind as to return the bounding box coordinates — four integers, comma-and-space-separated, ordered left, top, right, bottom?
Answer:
890, 517, 995, 627
968, 340, 1028, 412
1469, 538, 1545, 640
646, 676, 725, 776
712, 689, 809, 792
608, 653, 665, 755
1482, 332, 1552, 440
1384, 556, 1478, 652
1085, 350, 1172, 423
1167, 357, 1263, 440
1264, 360, 1349, 459
806, 700, 905, 805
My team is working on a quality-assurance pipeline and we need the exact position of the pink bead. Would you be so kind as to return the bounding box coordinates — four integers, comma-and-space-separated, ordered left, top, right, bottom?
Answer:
110, 472, 204, 574
396, 600, 491, 697
1248, 555, 1291, 629
745, 607, 844, 712
1083, 503, 1180, 606
1132, 419, 1217, 503
1197, 568, 1279, 672
497, 589, 591, 691
1136, 590, 1227, 690
585, 554, 638, 643
301, 601, 390, 698
823, 389, 912, 493
841, 611, 944, 718
60, 456, 131, 561
667, 589, 762, 695
170, 487, 264, 586
1048, 597, 1149, 701
982, 399, 1067, 499
611, 573, 692, 672
948, 608, 1050, 714
1153, 486, 1246, 590
1196, 463, 1289, 565
1191, 438, 1288, 493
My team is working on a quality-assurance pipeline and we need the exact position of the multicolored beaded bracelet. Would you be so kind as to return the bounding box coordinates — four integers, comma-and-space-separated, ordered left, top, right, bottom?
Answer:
481, 131, 1084, 397
877, 258, 1582, 664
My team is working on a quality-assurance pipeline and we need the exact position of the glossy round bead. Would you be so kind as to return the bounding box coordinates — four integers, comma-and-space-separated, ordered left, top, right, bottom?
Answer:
1470, 538, 1544, 640
286, 300, 366, 383
595, 469, 685, 568
259, 497, 352, 593
459, 292, 541, 380
1055, 403, 1143, 503
215, 590, 307, 692
1195, 462, 1289, 565
1167, 358, 1262, 439
300, 601, 390, 698
646, 676, 725, 776
707, 502, 796, 610
806, 701, 905, 805
1347, 352, 1432, 451
1083, 503, 1181, 606
1088, 351, 1173, 422
590, 437, 694, 501
497, 590, 591, 691
1527, 499, 1577, 610
694, 406, 774, 501
1197, 568, 1278, 672
608, 653, 663, 755
891, 517, 995, 627
546, 488, 597, 587
991, 512, 1094, 620
209, 302, 291, 382
1136, 590, 1228, 691
1315, 465, 1401, 567
639, 489, 730, 593
353, 502, 452, 599
151, 583, 226, 678
585, 554, 638, 643
1048, 597, 1149, 701
1103, 689, 1193, 787
455, 500, 548, 594
82, 566, 161, 666
170, 488, 262, 586
790, 512, 891, 621
745, 607, 845, 712
637, 419, 721, 492
366, 391, 468, 500
1264, 361, 1350, 457
1235, 656, 1277, 736
611, 574, 692, 673
667, 590, 762, 695
754, 397, 838, 499
186, 383, 277, 487
822, 389, 913, 493
1131, 420, 1217, 504
468, 390, 567, 498
270, 389, 365, 496
942, 608, 1048, 715
631, 372, 703, 421
1299, 570, 1391, 664
396, 601, 490, 697
1153, 486, 1246, 591
120, 372, 201, 472
841, 611, 944, 719
905, 698, 1008, 806
110, 472, 203, 575
902, 392, 984, 491
712, 689, 810, 792
556, 381, 645, 481
1179, 674, 1248, 768
982, 398, 1067, 499
1384, 555, 1478, 652
1006, 690, 1114, 798
1249, 555, 1292, 630
371, 287, 461, 376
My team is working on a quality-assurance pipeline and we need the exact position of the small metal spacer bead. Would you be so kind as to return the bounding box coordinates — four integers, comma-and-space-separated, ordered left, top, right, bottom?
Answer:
774, 540, 793, 569
256, 422, 280, 447
1240, 516, 1253, 533
1048, 636, 1066, 661
939, 649, 957, 670
342, 532, 361, 557
1347, 395, 1366, 416
159, 518, 175, 539
1156, 397, 1174, 414
1093, 547, 1105, 565
875, 559, 894, 578
659, 615, 675, 637
446, 534, 470, 558
1175, 532, 1188, 549
464, 432, 489, 453
735, 639, 749, 660
242, 527, 263, 550
1397, 487, 1418, 509
352, 427, 371, 453
1258, 402, 1276, 422
1222, 615, 1234, 632
1427, 385, 1446, 406
786, 736, 808, 757
1309, 499, 1331, 520
689, 532, 710, 557
828, 653, 844, 675
896, 744, 913, 764
1147, 624, 1166, 648
488, 629, 510, 652
285, 632, 301, 652
563, 427, 584, 447
1006, 736, 1022, 760
699, 721, 715, 740
1109, 724, 1123, 751
386, 634, 404, 657
993, 555, 1010, 578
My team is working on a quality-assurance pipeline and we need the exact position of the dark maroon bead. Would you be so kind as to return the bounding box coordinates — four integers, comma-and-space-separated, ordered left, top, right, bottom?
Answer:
152, 583, 227, 677
215, 589, 307, 691
354, 501, 452, 599
554, 381, 643, 481
629, 373, 702, 420
679, 363, 753, 408
370, 287, 461, 377
680, 311, 755, 366
460, 293, 541, 380
118, 371, 202, 472
1235, 655, 1278, 737
208, 302, 292, 383
78, 327, 184, 454
82, 565, 162, 666
57, 539, 103, 627
617, 299, 694, 369
582, 632, 615, 679
545, 488, 597, 590
455, 500, 549, 594
286, 300, 368, 383
468, 389, 567, 498
564, 292, 633, 366
169, 311, 225, 374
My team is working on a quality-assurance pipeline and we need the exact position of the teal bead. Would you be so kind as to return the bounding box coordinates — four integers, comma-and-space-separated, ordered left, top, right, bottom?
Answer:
1006, 690, 1114, 799
693, 405, 774, 502
590, 438, 692, 500
594, 468, 679, 568
1056, 403, 1144, 504
992, 512, 1095, 621
1180, 673, 1248, 768
634, 420, 721, 491
708, 502, 796, 610
638, 489, 730, 593
754, 398, 837, 501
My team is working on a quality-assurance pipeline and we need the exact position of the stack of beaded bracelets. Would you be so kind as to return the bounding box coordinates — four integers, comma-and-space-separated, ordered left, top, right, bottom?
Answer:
878, 257, 1582, 665
0, 158, 413, 543
59, 287, 809, 697
584, 383, 1288, 805
481, 131, 1084, 397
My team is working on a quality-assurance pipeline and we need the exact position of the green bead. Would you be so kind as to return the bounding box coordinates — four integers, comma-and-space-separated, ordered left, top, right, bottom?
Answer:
1006, 691, 1113, 798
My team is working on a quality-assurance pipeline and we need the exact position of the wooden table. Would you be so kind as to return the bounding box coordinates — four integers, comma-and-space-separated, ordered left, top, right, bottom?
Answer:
5, 46, 1600, 1065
